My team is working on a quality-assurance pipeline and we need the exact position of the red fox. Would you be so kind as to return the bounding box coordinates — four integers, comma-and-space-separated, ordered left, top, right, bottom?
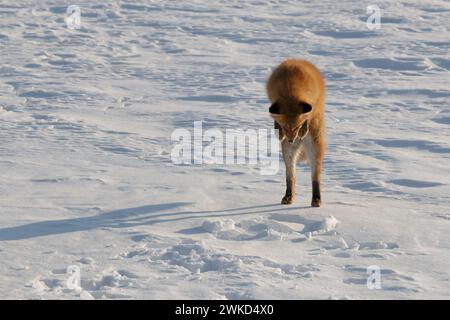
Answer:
267, 59, 325, 207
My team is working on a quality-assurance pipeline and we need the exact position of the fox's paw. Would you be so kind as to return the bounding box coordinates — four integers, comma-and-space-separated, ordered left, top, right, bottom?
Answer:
281, 195, 294, 205
311, 198, 321, 207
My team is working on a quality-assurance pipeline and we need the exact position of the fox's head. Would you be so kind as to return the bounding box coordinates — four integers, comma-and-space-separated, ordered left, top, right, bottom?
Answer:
269, 101, 312, 144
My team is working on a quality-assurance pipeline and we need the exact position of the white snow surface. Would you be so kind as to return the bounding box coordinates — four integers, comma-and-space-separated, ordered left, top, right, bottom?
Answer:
1, 0, 450, 299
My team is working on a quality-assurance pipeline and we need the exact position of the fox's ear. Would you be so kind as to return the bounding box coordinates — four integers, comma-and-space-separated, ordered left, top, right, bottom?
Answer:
269, 103, 280, 114
299, 102, 312, 114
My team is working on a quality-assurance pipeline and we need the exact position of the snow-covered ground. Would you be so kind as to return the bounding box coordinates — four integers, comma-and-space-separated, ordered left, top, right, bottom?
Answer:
1, 0, 449, 299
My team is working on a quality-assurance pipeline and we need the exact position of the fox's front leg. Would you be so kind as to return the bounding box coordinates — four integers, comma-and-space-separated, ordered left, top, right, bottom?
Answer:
311, 162, 322, 207
303, 131, 325, 207
281, 140, 297, 205
312, 138, 325, 207
304, 134, 325, 207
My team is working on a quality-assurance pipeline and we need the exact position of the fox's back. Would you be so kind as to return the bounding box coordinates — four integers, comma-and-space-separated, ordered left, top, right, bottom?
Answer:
267, 59, 325, 116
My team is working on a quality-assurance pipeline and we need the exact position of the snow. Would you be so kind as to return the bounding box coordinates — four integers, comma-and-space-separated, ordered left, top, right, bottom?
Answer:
1, 0, 450, 299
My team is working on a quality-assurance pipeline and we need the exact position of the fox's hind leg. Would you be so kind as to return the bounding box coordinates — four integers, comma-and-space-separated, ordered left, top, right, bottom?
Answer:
281, 140, 298, 205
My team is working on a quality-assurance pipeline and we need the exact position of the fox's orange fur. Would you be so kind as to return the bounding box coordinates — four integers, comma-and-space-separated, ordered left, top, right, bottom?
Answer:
267, 59, 326, 207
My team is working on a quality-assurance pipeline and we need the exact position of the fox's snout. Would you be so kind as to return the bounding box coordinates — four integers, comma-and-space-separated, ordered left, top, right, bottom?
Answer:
282, 121, 309, 144
284, 128, 301, 144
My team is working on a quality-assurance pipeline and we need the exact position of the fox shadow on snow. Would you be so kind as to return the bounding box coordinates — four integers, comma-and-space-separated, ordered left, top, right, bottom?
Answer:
0, 202, 317, 241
